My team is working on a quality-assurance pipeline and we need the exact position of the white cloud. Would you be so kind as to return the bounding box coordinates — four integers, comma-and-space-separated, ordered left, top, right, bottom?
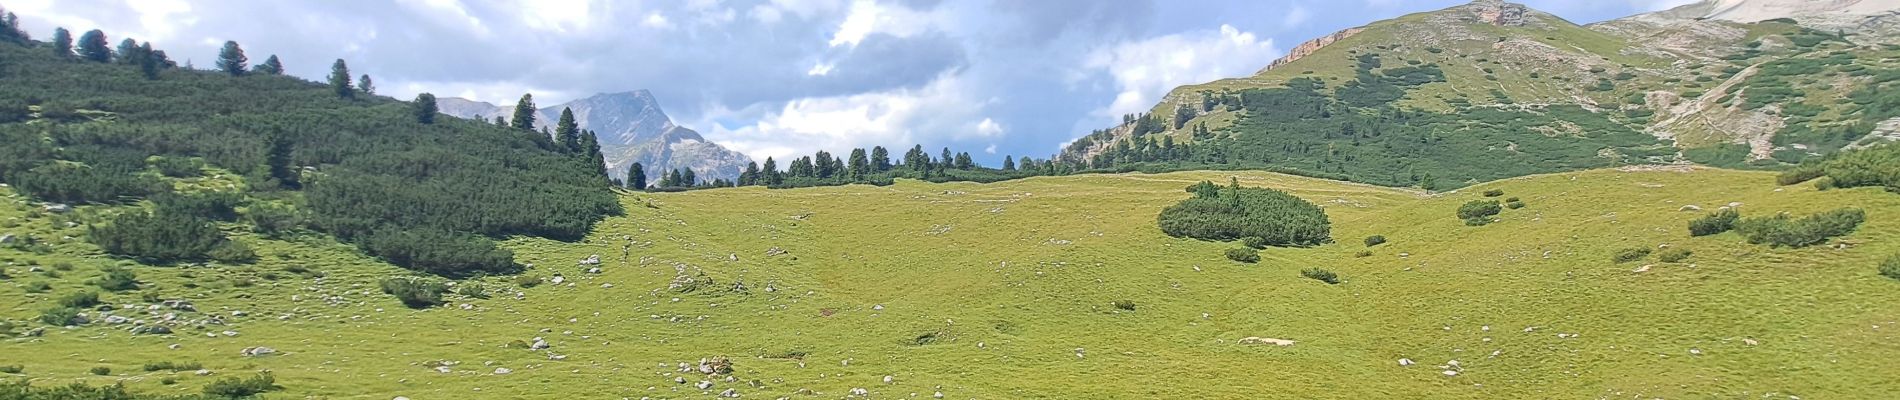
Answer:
124, 0, 197, 43
1082, 24, 1281, 123
976, 117, 1003, 137
402, 0, 489, 37
1281, 5, 1311, 29
694, 72, 995, 162
642, 12, 674, 29
827, 0, 940, 48
984, 143, 997, 154
806, 62, 835, 76
514, 0, 597, 33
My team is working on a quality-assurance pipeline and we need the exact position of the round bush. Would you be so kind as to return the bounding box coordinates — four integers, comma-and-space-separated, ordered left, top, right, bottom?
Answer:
1159, 181, 1331, 247
1225, 248, 1261, 263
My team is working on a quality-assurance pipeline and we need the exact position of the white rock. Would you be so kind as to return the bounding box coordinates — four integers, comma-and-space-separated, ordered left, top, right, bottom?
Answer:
1442, 370, 1459, 376
696, 381, 714, 390
883, 375, 894, 384
1398, 358, 1414, 366
493, 367, 512, 375
550, 276, 565, 284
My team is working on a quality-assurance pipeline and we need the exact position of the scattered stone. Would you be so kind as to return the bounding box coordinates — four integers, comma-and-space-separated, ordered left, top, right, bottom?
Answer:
766, 247, 787, 257
23, 327, 45, 337
548, 354, 567, 361
696, 381, 714, 390
43, 203, 72, 213
1442, 370, 1459, 376
0, 234, 13, 244
222, 330, 239, 337
1237, 337, 1296, 346
675, 376, 688, 384
850, 388, 869, 396
1679, 205, 1703, 212
550, 276, 566, 284
1689, 348, 1702, 355
872, 304, 884, 311
239, 346, 276, 357
530, 338, 550, 350
1744, 338, 1759, 346
934, 392, 945, 398
1632, 265, 1652, 273
719, 388, 738, 398
434, 366, 452, 373
131, 325, 172, 335
194, 369, 212, 376
493, 367, 512, 375
579, 254, 601, 266
1398, 358, 1414, 366
883, 375, 894, 384
601, 283, 614, 289
103, 315, 130, 324
169, 343, 182, 350
1074, 348, 1085, 358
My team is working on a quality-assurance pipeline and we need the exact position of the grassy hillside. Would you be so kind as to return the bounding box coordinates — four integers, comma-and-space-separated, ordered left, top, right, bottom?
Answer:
6, 167, 1897, 398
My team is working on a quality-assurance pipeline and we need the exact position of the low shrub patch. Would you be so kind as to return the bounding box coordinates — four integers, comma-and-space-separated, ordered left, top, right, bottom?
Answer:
1364, 235, 1386, 247
1301, 268, 1340, 284
1226, 248, 1261, 263
89, 366, 111, 376
1612, 247, 1652, 263
1881, 255, 1900, 281
142, 361, 202, 372
96, 266, 138, 291
1734, 208, 1865, 248
379, 277, 448, 309
1689, 208, 1740, 236
1241, 236, 1269, 249
57, 291, 100, 308
1657, 247, 1693, 263
1457, 200, 1502, 224
1159, 180, 1331, 247
1110, 300, 1136, 311
1482, 189, 1505, 197
39, 307, 81, 326
203, 372, 281, 398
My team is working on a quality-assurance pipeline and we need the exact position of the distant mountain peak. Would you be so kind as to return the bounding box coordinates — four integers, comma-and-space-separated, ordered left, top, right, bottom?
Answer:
435, 91, 751, 184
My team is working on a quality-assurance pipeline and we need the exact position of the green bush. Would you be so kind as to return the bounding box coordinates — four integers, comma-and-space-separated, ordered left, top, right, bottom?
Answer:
1689, 208, 1740, 236
149, 156, 205, 178
359, 228, 521, 278
89, 366, 111, 376
57, 291, 100, 308
0, 365, 21, 374
1657, 247, 1693, 263
24, 281, 51, 293
96, 265, 138, 291
1241, 236, 1269, 249
1734, 208, 1865, 248
1301, 268, 1340, 284
1110, 300, 1136, 311
455, 283, 490, 299
1158, 180, 1331, 247
88, 210, 228, 263
142, 360, 203, 372
1225, 248, 1261, 263
1364, 235, 1386, 247
1505, 200, 1525, 209
244, 202, 305, 238
151, 192, 243, 222
1464, 217, 1493, 226
1354, 250, 1373, 258
379, 277, 448, 309
1612, 248, 1652, 263
1881, 255, 1900, 281
1457, 200, 1502, 221
39, 307, 81, 326
202, 372, 281, 398
1482, 189, 1505, 197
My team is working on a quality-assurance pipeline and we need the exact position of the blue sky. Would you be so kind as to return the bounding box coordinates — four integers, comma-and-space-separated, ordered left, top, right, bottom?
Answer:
8, 0, 1694, 164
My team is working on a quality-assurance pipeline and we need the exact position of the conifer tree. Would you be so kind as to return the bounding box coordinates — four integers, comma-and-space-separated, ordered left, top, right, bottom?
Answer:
215, 40, 247, 75
51, 27, 72, 58
682, 168, 696, 187
135, 42, 159, 80
255, 55, 284, 75
357, 74, 375, 95
76, 29, 110, 62
115, 38, 138, 64
870, 146, 891, 171
627, 163, 648, 190
761, 157, 781, 185
847, 148, 869, 180
582, 130, 605, 177
329, 59, 354, 99
1002, 155, 1015, 171
413, 93, 438, 124
510, 94, 537, 131
739, 162, 760, 186
555, 108, 580, 152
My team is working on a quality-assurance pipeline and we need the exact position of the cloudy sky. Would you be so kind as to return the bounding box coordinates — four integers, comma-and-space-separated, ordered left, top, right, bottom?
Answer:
7, 0, 1695, 163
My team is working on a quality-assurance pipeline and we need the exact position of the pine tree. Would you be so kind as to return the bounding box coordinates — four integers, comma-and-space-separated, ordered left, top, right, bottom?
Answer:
413, 93, 438, 124
267, 136, 300, 189
51, 27, 72, 58
627, 162, 648, 190
1002, 155, 1015, 171
954, 152, 974, 169
493, 116, 506, 126
940, 148, 953, 169
682, 169, 696, 187
761, 157, 781, 185
555, 108, 580, 153
215, 40, 247, 75
870, 146, 891, 171
0, 8, 26, 43
76, 29, 110, 62
135, 42, 159, 80
357, 74, 375, 95
847, 148, 869, 180
814, 151, 835, 179
740, 162, 760, 186
510, 94, 537, 131
255, 55, 284, 75
582, 130, 606, 178
329, 59, 354, 99
115, 38, 138, 64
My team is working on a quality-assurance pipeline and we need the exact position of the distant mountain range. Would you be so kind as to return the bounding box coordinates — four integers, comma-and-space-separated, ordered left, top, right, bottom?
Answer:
438, 90, 751, 185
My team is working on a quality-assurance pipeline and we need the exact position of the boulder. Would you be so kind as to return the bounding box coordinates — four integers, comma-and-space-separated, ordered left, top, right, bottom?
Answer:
696, 381, 714, 390
530, 338, 550, 350
579, 255, 601, 266
43, 203, 72, 213
719, 388, 738, 398
131, 325, 172, 335
239, 346, 277, 357
0, 233, 13, 244
493, 367, 512, 375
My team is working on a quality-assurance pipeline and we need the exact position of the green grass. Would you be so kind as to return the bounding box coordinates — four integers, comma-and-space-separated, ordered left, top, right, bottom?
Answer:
3, 167, 1899, 398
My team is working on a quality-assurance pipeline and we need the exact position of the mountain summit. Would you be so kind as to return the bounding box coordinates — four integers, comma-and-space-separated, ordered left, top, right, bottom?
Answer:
438, 92, 751, 184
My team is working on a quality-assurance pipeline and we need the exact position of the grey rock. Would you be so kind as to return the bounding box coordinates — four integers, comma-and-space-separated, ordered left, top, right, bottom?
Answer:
239, 346, 276, 357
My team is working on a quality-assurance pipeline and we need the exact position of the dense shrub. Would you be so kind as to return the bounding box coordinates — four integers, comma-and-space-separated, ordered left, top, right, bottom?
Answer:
24, 281, 51, 293
243, 203, 304, 238
379, 277, 447, 309
514, 275, 543, 288
1881, 255, 1900, 281
96, 266, 138, 291
359, 228, 520, 277
1241, 236, 1269, 249
1657, 247, 1693, 263
0, 365, 20, 374
152, 192, 243, 222
207, 241, 257, 264
202, 372, 281, 398
1110, 300, 1136, 311
149, 156, 204, 178
142, 361, 203, 372
1364, 235, 1386, 247
57, 291, 100, 308
455, 283, 490, 299
1225, 248, 1261, 263
1777, 143, 1900, 191
1734, 208, 1864, 248
1158, 180, 1331, 246
1689, 208, 1740, 236
39, 307, 81, 326
2, 162, 166, 204
89, 366, 111, 376
1482, 189, 1505, 197
88, 210, 228, 263
1611, 248, 1652, 263
1301, 268, 1340, 284
1505, 200, 1525, 209
1457, 200, 1503, 221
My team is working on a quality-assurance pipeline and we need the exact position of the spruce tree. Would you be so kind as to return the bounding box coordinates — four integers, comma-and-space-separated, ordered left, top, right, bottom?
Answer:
267, 136, 300, 189
582, 130, 605, 178
135, 43, 159, 80
413, 93, 438, 124
682, 168, 696, 187
329, 59, 354, 99
51, 27, 72, 58
1002, 155, 1015, 171
115, 38, 138, 64
256, 55, 284, 75
510, 94, 537, 131
215, 40, 247, 75
0, 9, 25, 43
76, 29, 110, 62
761, 157, 781, 185
555, 108, 580, 152
357, 74, 375, 95
870, 146, 891, 171
847, 148, 868, 180
740, 162, 760, 186
627, 162, 647, 190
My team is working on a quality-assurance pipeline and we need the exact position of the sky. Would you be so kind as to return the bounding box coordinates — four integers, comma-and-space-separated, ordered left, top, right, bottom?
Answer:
5, 0, 1698, 164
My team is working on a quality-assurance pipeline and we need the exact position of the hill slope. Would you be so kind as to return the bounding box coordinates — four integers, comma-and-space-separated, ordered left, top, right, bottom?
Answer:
1062, 0, 1900, 186
6, 166, 1897, 398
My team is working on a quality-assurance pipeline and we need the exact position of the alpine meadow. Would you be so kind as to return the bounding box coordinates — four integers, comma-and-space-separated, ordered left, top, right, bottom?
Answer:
2, 1, 1900, 399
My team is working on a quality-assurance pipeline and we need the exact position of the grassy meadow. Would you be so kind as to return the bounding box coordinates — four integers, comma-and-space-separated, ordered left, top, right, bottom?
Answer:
4, 167, 1899, 398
